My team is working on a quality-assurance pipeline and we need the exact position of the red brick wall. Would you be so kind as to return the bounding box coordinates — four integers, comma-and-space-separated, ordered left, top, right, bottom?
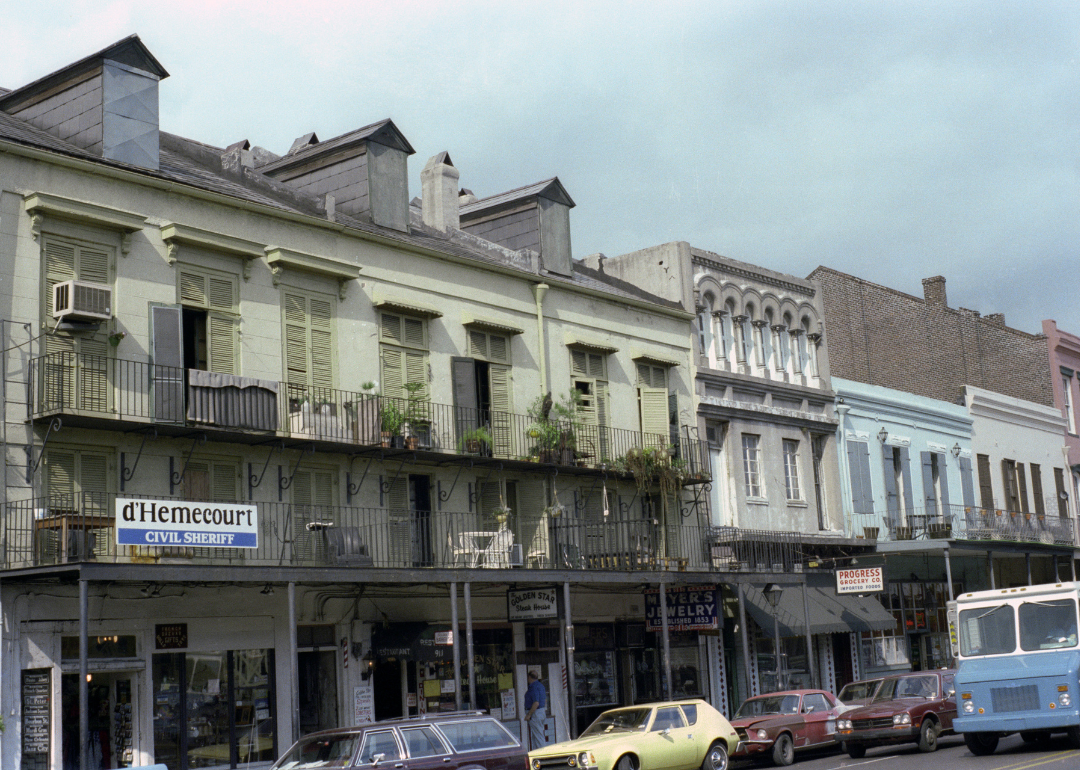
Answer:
809, 267, 1052, 407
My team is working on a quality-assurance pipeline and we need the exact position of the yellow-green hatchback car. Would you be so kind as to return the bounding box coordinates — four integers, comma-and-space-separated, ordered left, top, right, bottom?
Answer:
529, 700, 739, 770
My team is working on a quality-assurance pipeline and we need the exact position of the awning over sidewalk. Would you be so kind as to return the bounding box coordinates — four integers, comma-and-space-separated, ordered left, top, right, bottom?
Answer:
742, 577, 895, 637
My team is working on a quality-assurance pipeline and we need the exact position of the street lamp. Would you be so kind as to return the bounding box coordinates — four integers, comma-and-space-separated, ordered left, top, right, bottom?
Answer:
763, 583, 784, 691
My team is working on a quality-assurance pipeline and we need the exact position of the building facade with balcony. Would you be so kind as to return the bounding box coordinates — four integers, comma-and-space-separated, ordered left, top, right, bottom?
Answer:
0, 36, 830, 769
819, 270, 1079, 678
1043, 319, 1080, 505
582, 245, 894, 704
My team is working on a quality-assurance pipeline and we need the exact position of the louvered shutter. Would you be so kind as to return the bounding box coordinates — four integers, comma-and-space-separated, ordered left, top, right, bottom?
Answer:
184, 461, 212, 500
959, 457, 975, 508
518, 479, 549, 567
847, 441, 874, 515
478, 481, 502, 517
182, 268, 239, 375
405, 351, 427, 399
386, 477, 411, 567
292, 469, 335, 562
899, 447, 915, 512
977, 454, 994, 509
45, 450, 77, 510
309, 297, 333, 391
469, 330, 488, 359
1017, 463, 1029, 513
921, 451, 937, 513
285, 292, 308, 385
381, 346, 404, 402
639, 387, 668, 446
489, 364, 512, 457
883, 446, 900, 528
937, 453, 951, 515
79, 337, 110, 412
594, 381, 610, 460
45, 239, 77, 317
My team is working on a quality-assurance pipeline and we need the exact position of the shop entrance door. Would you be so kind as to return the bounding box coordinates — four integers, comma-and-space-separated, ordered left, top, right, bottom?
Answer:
373, 659, 404, 720
298, 649, 338, 734
61, 671, 136, 770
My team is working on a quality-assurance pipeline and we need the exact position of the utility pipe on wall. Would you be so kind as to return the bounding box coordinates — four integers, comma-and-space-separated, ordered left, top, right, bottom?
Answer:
533, 283, 549, 395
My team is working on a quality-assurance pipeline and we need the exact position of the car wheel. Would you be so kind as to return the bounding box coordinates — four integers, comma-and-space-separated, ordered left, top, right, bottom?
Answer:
700, 741, 728, 770
846, 743, 866, 759
963, 732, 999, 756
770, 734, 794, 767
616, 754, 639, 770
917, 719, 939, 752
1020, 731, 1051, 744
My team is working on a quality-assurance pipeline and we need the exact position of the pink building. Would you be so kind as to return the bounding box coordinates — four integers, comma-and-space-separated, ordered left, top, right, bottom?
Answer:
1043, 319, 1080, 502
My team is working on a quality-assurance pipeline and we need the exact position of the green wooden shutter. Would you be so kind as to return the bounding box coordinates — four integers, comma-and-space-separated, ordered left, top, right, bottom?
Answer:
182, 268, 238, 375
386, 477, 410, 567
284, 292, 308, 385
309, 296, 334, 391
489, 364, 512, 457
292, 469, 336, 562
45, 450, 77, 507
639, 387, 668, 445
381, 346, 404, 401
45, 239, 77, 317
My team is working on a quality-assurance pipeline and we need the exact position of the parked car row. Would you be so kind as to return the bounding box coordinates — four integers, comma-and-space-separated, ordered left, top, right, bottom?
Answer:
267, 671, 958, 770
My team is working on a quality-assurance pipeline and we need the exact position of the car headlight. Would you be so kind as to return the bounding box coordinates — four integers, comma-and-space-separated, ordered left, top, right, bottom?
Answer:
566, 757, 577, 768
893, 713, 911, 725
532, 761, 542, 770
1060, 693, 1072, 707
841, 719, 852, 730
962, 700, 975, 713
578, 752, 595, 767
755, 729, 769, 740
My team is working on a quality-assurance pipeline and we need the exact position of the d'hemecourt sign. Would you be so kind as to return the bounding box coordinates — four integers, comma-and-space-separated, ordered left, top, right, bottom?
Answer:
644, 585, 719, 632
115, 498, 258, 548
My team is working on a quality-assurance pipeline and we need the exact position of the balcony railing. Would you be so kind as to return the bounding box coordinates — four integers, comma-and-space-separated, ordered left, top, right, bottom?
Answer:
850, 505, 1076, 546
29, 352, 709, 479
3, 494, 802, 573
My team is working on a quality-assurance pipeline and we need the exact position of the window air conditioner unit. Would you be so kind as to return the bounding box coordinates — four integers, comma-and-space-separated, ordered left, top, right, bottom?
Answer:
52, 280, 112, 322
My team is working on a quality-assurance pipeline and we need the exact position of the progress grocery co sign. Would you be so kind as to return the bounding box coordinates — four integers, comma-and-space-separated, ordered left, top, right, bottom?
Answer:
836, 566, 884, 594
115, 498, 258, 548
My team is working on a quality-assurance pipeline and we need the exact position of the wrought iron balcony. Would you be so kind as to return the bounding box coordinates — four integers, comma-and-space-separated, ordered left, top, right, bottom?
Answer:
29, 352, 709, 479
3, 494, 802, 573
849, 505, 1076, 546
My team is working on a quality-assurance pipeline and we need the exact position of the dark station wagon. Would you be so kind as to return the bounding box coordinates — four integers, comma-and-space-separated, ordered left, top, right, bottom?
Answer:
836, 670, 957, 758
272, 712, 529, 770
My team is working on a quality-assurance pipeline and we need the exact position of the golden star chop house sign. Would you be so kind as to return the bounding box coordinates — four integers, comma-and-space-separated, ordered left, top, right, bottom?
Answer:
115, 497, 258, 548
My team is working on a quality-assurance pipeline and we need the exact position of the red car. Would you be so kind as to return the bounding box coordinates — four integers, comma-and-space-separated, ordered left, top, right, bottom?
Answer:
836, 670, 957, 757
730, 689, 844, 766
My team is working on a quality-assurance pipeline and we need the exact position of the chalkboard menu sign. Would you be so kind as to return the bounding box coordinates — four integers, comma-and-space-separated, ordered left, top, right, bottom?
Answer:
21, 668, 50, 770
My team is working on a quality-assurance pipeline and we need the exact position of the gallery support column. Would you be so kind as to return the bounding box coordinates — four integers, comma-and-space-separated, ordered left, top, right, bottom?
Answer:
450, 582, 462, 710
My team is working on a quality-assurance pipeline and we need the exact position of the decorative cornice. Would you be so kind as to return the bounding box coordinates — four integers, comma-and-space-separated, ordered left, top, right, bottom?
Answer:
24, 191, 146, 255
693, 253, 816, 297
699, 395, 838, 427
160, 222, 264, 280
264, 245, 361, 301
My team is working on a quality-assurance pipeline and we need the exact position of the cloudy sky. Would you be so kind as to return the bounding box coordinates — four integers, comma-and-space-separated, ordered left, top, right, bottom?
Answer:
6, 1, 1078, 335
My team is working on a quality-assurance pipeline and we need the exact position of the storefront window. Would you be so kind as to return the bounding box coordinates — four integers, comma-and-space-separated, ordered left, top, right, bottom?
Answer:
423, 629, 512, 715
153, 649, 276, 770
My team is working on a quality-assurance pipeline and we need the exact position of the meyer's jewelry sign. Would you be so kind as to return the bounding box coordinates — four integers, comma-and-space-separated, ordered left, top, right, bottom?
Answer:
115, 497, 258, 548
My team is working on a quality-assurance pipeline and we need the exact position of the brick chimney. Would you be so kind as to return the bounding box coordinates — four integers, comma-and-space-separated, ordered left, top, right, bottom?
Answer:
420, 151, 460, 232
922, 276, 947, 307
0, 35, 168, 170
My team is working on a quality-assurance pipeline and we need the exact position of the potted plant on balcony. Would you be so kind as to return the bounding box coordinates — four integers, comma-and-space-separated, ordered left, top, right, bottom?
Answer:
403, 381, 431, 450
527, 392, 583, 464
458, 426, 493, 455
379, 400, 406, 448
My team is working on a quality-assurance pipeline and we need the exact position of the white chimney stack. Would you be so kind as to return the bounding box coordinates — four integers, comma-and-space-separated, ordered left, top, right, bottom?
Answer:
421, 151, 460, 232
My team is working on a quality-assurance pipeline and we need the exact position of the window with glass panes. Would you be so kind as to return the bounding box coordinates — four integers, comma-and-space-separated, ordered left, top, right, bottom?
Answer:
861, 581, 955, 669
741, 434, 762, 497
570, 348, 610, 458
782, 439, 801, 500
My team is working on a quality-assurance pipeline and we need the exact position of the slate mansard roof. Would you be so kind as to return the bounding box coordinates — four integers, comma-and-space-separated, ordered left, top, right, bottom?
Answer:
0, 35, 677, 313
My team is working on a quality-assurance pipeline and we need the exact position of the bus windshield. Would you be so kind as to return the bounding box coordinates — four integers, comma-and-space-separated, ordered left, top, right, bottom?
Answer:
1018, 599, 1079, 651
959, 603, 1016, 657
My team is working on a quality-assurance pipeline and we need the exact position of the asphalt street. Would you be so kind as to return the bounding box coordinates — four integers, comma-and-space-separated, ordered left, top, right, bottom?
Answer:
731, 732, 1080, 770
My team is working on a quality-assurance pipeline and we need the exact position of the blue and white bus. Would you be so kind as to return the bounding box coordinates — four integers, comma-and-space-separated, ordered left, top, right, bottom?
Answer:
949, 581, 1080, 755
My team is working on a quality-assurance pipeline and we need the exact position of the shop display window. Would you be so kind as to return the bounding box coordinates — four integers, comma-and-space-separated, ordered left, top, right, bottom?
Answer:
422, 629, 513, 716
575, 650, 618, 707
153, 648, 276, 769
